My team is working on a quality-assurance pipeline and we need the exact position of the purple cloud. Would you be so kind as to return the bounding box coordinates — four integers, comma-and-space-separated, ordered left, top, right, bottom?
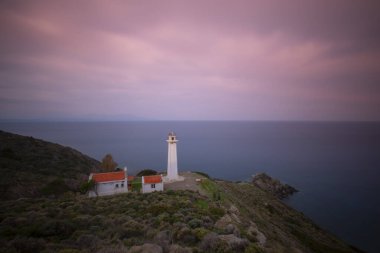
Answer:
1, 0, 379, 121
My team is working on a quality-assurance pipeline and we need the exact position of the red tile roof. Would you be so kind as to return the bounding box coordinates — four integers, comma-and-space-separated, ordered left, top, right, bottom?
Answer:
92, 171, 125, 183
127, 175, 135, 181
143, 175, 162, 184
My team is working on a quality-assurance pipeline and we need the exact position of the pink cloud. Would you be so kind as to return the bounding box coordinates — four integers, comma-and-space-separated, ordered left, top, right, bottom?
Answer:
0, 1, 379, 121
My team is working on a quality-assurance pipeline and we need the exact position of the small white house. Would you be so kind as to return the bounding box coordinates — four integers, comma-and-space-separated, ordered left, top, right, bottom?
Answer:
142, 175, 164, 193
88, 168, 128, 197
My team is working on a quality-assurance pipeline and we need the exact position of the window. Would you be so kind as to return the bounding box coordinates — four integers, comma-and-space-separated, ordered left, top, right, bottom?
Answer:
115, 184, 119, 188
121, 183, 124, 187
151, 184, 155, 189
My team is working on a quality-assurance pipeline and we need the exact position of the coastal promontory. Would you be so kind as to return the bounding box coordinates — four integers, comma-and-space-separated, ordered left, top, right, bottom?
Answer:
0, 130, 362, 253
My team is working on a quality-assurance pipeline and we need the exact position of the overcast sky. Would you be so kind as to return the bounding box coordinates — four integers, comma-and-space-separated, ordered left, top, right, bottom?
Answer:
1, 0, 380, 121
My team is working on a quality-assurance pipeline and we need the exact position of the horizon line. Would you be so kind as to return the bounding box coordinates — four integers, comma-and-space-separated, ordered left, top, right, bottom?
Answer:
1, 119, 380, 123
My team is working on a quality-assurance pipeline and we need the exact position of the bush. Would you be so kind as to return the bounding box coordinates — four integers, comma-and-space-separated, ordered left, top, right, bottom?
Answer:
147, 204, 170, 216
131, 180, 142, 192
193, 227, 210, 240
209, 206, 225, 218
136, 169, 157, 177
11, 237, 46, 253
77, 234, 100, 250
40, 178, 70, 197
174, 227, 197, 245
79, 179, 95, 194
31, 219, 75, 239
200, 233, 226, 253
166, 189, 176, 195
244, 244, 265, 253
188, 218, 203, 229
1, 147, 16, 159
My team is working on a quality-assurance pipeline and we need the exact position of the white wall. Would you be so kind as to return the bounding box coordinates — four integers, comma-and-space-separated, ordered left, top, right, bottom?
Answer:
142, 182, 164, 193
167, 141, 178, 180
95, 180, 128, 196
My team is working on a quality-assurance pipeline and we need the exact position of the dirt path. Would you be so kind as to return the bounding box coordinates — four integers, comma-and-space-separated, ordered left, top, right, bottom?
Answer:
164, 171, 208, 195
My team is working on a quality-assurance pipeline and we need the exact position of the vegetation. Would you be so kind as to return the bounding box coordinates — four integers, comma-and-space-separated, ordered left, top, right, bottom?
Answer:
200, 179, 223, 201
131, 178, 142, 192
0, 190, 229, 253
193, 171, 210, 179
215, 181, 360, 253
136, 169, 158, 177
0, 131, 100, 200
252, 173, 298, 199
197, 176, 359, 253
79, 179, 95, 194
0, 130, 363, 253
100, 154, 118, 172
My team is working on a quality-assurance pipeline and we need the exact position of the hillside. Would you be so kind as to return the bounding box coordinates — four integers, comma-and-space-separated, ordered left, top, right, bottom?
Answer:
0, 179, 362, 253
214, 180, 361, 253
0, 130, 363, 253
0, 130, 100, 200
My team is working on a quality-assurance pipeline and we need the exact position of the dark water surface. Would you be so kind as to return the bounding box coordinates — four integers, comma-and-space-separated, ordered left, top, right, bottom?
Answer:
1, 121, 379, 252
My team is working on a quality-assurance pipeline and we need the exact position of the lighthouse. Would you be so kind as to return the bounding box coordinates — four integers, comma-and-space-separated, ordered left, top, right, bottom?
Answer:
166, 131, 179, 181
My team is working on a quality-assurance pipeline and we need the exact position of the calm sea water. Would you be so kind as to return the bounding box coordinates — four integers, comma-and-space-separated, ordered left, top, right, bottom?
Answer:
1, 121, 379, 252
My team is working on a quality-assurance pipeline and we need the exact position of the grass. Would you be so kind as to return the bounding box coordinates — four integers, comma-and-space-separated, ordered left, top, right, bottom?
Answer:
195, 199, 209, 209
200, 179, 218, 193
0, 190, 228, 253
200, 178, 224, 201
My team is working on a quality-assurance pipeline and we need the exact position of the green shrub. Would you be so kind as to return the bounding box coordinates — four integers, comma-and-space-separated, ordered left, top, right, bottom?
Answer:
174, 227, 197, 246
40, 178, 70, 196
244, 244, 264, 253
166, 189, 176, 195
79, 179, 95, 194
209, 206, 225, 218
188, 218, 203, 229
193, 227, 210, 240
195, 199, 208, 209
131, 180, 142, 192
147, 204, 170, 216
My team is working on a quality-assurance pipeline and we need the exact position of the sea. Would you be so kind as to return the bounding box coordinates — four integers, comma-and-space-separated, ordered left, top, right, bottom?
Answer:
0, 121, 379, 253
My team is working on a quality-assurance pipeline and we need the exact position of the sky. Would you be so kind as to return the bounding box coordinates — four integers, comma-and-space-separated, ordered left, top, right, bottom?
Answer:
0, 0, 380, 121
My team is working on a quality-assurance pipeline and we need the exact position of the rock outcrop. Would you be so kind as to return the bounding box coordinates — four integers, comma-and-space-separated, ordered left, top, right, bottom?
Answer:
252, 173, 298, 199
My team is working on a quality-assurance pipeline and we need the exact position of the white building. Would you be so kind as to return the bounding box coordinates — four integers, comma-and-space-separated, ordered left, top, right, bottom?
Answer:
142, 175, 164, 193
88, 168, 128, 197
165, 131, 180, 181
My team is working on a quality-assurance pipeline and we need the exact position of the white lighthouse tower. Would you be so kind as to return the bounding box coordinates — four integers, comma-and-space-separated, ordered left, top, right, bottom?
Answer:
166, 131, 178, 180
164, 131, 184, 182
